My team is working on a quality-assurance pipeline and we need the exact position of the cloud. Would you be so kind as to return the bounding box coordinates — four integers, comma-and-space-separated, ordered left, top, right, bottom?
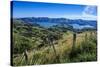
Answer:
59, 5, 97, 20
82, 5, 97, 20
83, 6, 97, 15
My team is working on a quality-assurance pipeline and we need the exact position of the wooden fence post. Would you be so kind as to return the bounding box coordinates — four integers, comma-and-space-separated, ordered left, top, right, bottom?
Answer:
85, 33, 88, 42
69, 32, 77, 58
48, 35, 60, 63
24, 49, 28, 64
72, 33, 76, 51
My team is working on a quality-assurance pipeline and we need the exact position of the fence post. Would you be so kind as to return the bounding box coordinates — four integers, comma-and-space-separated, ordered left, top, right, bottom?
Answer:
72, 33, 76, 51
85, 33, 88, 42
24, 49, 28, 65
48, 35, 60, 63
51, 41, 57, 56
69, 32, 77, 58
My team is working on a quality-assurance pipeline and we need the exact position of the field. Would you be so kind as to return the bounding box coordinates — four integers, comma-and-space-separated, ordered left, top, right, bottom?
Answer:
12, 21, 97, 66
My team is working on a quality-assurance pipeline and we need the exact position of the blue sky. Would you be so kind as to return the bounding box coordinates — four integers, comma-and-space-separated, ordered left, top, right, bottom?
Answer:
11, 1, 97, 20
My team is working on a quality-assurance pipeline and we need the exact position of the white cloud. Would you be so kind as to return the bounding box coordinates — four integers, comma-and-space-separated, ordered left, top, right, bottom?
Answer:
82, 5, 97, 20
60, 6, 97, 20
61, 15, 96, 20
82, 6, 97, 15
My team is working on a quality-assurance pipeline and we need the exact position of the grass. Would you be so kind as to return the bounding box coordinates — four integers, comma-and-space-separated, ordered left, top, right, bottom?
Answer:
12, 31, 97, 66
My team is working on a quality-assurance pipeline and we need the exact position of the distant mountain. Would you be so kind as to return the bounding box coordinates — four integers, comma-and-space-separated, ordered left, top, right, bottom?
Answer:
13, 17, 97, 29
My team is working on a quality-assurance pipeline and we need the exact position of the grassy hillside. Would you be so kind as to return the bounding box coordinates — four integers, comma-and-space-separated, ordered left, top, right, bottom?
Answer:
12, 20, 97, 66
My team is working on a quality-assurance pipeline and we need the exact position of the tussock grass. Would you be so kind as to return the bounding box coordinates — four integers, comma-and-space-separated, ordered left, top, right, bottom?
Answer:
13, 31, 97, 66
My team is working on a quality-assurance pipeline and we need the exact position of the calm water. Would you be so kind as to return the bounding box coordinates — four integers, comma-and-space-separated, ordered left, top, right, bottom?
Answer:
36, 22, 58, 28
36, 22, 94, 29
71, 24, 94, 29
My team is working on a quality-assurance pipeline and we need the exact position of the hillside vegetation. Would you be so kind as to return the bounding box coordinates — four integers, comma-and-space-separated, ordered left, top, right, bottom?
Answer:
12, 19, 97, 66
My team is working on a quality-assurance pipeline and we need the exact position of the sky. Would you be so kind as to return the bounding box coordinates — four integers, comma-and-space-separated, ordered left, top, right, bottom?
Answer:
11, 1, 97, 20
